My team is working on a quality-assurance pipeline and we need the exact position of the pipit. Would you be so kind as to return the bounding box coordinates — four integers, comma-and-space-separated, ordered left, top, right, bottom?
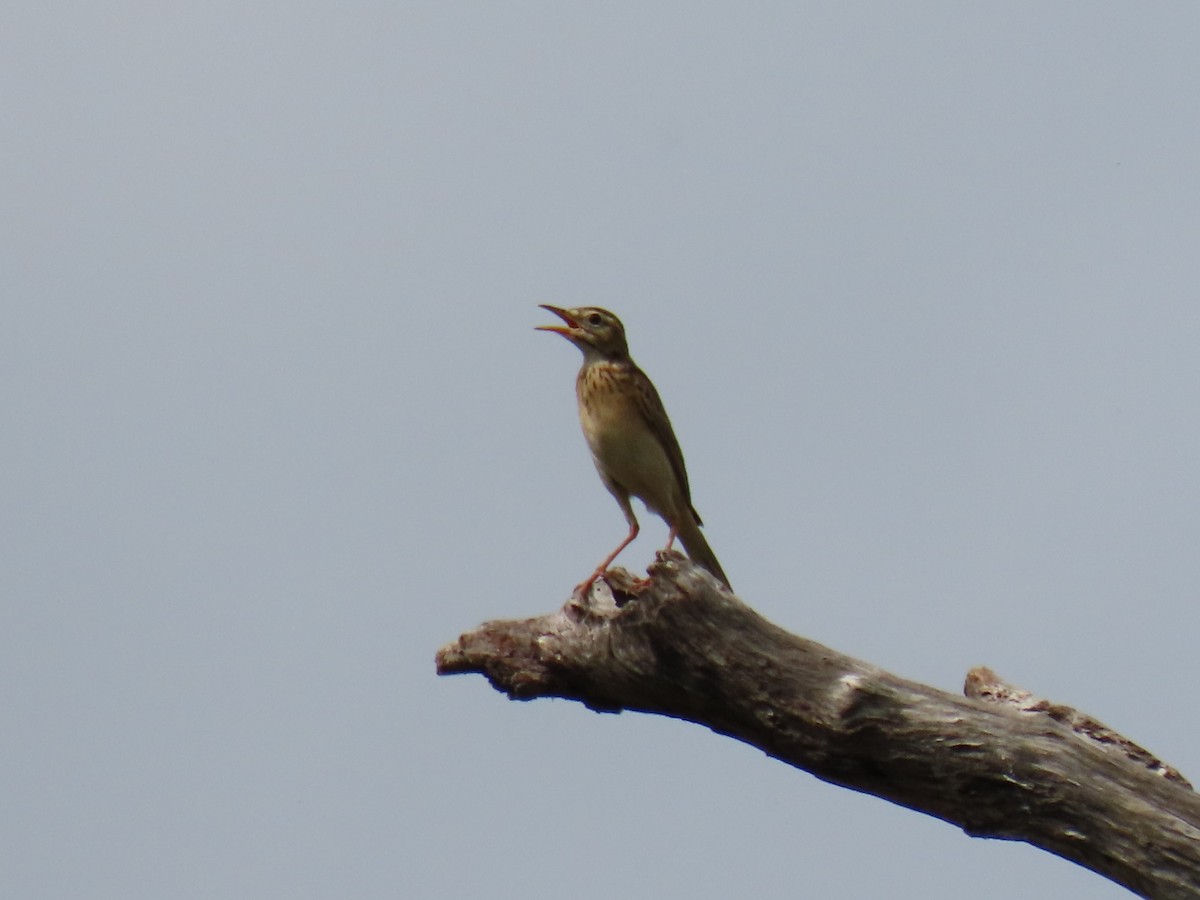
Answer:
537, 305, 730, 591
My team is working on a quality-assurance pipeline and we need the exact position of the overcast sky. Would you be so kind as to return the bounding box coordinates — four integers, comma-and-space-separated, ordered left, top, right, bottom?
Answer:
4, 4, 1198, 898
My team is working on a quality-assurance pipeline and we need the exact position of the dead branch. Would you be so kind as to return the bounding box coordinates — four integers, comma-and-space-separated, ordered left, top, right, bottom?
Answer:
436, 553, 1200, 898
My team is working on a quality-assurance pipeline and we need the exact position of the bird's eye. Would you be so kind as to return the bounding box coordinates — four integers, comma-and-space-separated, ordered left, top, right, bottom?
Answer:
588, 313, 603, 326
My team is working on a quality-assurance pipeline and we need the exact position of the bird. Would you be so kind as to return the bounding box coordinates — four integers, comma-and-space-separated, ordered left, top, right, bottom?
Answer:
536, 305, 730, 592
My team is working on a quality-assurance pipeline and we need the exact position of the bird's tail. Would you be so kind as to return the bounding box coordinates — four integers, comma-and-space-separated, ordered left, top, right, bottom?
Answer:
675, 513, 731, 589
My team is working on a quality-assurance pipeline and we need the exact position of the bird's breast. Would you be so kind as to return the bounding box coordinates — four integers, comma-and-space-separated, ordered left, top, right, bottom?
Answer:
576, 362, 679, 514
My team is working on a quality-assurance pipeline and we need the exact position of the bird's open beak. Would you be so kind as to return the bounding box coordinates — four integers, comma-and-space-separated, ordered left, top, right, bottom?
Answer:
535, 304, 578, 336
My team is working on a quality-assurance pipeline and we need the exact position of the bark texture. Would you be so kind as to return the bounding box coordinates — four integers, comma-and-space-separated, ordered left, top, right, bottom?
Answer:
436, 553, 1200, 898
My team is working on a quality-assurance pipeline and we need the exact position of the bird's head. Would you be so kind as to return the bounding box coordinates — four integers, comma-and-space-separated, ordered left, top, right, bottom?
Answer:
536, 305, 629, 359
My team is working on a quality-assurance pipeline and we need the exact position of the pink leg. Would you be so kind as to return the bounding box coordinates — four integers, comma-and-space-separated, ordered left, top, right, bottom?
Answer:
581, 520, 639, 593
580, 497, 640, 593
663, 525, 678, 552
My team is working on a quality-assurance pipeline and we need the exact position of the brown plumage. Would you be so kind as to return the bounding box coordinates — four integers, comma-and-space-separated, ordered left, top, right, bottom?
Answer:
537, 305, 730, 591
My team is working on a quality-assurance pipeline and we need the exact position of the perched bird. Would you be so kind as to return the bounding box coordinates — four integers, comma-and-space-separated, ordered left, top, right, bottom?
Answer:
536, 305, 730, 591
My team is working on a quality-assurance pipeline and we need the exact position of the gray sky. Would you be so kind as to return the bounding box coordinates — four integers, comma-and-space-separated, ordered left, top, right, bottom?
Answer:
4, 4, 1198, 898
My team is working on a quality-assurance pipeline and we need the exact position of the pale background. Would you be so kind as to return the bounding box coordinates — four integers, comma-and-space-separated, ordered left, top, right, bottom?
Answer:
4, 4, 1198, 898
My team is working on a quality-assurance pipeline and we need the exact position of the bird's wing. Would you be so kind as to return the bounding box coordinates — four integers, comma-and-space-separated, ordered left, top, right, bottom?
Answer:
631, 362, 700, 523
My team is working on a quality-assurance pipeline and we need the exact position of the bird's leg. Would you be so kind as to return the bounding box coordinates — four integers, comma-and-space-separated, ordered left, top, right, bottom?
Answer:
580, 502, 640, 593
580, 521, 639, 593
663, 525, 678, 552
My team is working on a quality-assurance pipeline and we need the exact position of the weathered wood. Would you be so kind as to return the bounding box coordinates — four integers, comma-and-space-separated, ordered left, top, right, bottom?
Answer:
436, 553, 1200, 898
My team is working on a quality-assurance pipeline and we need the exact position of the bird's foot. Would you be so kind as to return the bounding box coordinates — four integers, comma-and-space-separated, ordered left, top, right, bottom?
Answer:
574, 567, 651, 606
574, 567, 607, 598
